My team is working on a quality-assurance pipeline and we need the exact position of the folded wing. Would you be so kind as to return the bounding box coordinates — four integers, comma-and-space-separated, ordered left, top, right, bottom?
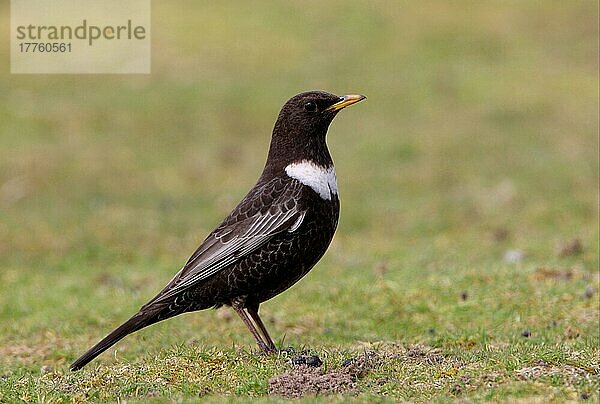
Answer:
146, 178, 306, 304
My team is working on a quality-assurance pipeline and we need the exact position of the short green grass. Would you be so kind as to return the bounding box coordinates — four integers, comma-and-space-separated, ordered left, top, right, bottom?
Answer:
0, 1, 598, 402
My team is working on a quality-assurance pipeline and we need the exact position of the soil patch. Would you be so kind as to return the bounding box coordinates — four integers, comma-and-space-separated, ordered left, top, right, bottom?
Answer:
269, 351, 378, 398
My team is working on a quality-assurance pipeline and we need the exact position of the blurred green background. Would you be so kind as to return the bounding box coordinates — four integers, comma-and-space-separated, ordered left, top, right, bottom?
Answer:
0, 1, 598, 401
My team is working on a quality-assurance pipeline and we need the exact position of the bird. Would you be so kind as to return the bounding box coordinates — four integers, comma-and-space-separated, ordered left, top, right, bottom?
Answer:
70, 90, 366, 371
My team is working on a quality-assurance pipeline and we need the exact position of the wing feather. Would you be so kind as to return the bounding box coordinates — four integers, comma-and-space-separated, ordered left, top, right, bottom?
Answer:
147, 179, 305, 304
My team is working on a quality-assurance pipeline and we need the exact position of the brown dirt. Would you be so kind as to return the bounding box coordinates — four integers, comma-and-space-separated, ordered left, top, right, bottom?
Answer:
492, 227, 510, 242
405, 344, 445, 365
531, 267, 575, 281
556, 238, 583, 257
268, 351, 378, 398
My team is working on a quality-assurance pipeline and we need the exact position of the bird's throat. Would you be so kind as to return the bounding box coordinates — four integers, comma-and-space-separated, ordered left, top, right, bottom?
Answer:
285, 160, 338, 201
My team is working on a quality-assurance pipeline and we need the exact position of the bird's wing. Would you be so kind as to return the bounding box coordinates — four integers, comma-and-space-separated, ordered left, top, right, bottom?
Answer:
147, 178, 306, 304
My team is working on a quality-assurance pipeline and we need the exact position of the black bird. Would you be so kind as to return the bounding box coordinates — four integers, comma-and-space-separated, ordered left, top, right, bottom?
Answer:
70, 90, 366, 371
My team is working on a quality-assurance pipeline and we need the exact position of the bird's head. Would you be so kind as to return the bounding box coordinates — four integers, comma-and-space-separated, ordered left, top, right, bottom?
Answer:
267, 90, 366, 171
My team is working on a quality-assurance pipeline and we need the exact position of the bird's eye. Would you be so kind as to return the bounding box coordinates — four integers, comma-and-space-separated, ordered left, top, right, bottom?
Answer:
304, 101, 317, 112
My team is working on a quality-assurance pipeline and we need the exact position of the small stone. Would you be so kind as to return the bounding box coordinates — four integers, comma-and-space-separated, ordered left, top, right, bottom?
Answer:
304, 356, 323, 367
504, 250, 525, 263
342, 358, 354, 367
521, 330, 531, 337
291, 355, 322, 367
584, 286, 594, 299
40, 365, 53, 374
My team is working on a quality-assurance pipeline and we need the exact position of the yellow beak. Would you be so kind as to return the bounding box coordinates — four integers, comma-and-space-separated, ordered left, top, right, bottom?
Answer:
325, 94, 367, 112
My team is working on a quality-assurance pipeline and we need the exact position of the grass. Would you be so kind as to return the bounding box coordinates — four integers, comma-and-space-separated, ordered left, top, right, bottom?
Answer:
0, 0, 598, 402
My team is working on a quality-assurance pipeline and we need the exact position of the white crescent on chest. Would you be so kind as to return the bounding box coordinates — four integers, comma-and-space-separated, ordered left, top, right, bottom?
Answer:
285, 160, 338, 200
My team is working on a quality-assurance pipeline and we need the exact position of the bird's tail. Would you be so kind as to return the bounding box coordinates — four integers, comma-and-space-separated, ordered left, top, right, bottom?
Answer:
70, 311, 157, 371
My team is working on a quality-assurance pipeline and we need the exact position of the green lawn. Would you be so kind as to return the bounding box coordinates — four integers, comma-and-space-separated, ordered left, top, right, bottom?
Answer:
1, 1, 598, 402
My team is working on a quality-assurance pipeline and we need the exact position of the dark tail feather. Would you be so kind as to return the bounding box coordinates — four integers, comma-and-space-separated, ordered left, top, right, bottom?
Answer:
70, 312, 156, 371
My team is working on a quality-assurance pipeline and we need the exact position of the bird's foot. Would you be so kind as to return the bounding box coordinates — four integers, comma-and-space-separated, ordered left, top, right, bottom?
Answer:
257, 341, 278, 355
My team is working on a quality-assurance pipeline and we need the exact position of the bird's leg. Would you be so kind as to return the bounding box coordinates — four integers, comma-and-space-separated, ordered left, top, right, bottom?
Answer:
231, 300, 271, 353
246, 304, 277, 352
